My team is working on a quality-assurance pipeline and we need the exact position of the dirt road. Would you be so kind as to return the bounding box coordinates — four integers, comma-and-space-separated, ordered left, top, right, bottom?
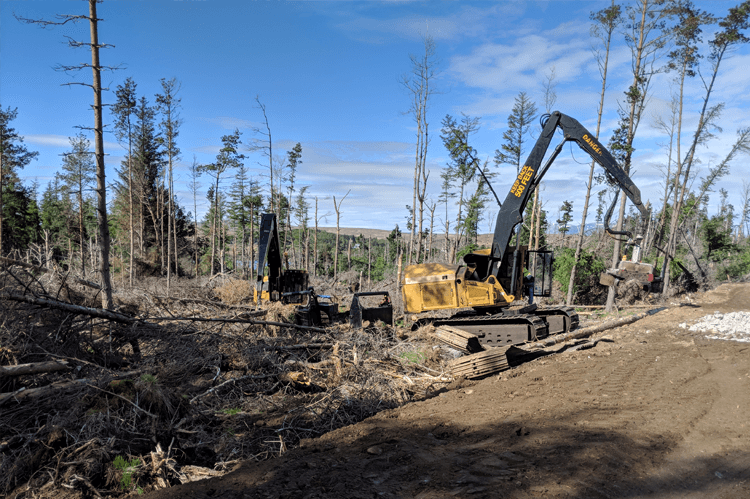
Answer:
148, 283, 750, 499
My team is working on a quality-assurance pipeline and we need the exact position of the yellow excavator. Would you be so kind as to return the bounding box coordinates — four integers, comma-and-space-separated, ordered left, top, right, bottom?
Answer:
254, 213, 308, 303
403, 111, 649, 346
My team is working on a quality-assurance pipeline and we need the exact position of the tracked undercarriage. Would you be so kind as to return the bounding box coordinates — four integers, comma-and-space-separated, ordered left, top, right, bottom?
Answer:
415, 305, 579, 347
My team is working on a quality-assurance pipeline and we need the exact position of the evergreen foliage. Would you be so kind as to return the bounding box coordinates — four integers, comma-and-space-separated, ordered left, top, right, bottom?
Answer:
553, 247, 606, 296
494, 92, 538, 175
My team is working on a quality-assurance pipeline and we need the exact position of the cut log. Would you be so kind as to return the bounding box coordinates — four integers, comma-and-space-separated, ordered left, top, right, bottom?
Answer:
537, 307, 667, 347
434, 325, 483, 354
0, 291, 139, 324
0, 378, 89, 406
0, 360, 69, 377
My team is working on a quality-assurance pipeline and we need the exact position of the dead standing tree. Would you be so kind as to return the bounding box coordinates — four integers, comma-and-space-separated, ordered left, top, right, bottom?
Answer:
566, 2, 622, 306
604, 0, 673, 313
250, 96, 276, 217
662, 2, 750, 294
401, 35, 439, 265
17, 0, 116, 309
156, 78, 182, 290
332, 190, 350, 285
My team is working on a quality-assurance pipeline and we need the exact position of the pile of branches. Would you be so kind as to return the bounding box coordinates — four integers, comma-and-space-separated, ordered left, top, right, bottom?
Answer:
0, 265, 452, 498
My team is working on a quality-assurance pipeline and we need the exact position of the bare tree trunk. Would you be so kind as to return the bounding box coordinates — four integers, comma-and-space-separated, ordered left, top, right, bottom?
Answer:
567, 3, 616, 306
426, 202, 436, 263
529, 190, 538, 252
78, 186, 85, 278
167, 169, 172, 291
606, 0, 663, 312
347, 238, 352, 271
173, 170, 178, 279
250, 203, 255, 280
210, 174, 219, 276
89, 0, 113, 309
368, 235, 372, 289
314, 197, 318, 277
332, 191, 350, 284
128, 129, 134, 285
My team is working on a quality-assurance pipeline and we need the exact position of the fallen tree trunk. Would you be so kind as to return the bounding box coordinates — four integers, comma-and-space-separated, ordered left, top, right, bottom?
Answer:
538, 307, 667, 347
0, 291, 141, 324
0, 256, 102, 290
0, 379, 89, 406
0, 360, 69, 377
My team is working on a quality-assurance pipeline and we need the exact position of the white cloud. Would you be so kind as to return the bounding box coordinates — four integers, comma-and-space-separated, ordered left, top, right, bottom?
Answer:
332, 4, 525, 43
24, 134, 120, 151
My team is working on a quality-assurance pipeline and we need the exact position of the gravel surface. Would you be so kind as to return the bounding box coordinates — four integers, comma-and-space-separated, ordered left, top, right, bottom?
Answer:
679, 310, 750, 343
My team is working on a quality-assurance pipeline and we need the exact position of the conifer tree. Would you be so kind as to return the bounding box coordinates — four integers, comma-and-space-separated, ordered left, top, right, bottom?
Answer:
112, 77, 138, 284
202, 129, 244, 275
494, 92, 537, 175
0, 107, 39, 254
61, 133, 95, 277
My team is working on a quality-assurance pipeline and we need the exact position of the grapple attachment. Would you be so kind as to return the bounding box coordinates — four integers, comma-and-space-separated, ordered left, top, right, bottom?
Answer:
350, 291, 393, 329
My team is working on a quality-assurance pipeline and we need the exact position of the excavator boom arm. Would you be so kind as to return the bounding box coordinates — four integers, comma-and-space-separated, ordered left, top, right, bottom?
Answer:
488, 111, 646, 277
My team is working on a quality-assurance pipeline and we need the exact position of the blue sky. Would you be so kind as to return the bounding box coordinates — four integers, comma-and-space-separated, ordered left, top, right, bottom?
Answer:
1, 0, 749, 232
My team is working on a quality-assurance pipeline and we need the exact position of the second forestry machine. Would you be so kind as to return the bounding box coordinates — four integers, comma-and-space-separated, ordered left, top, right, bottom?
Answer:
402, 111, 648, 346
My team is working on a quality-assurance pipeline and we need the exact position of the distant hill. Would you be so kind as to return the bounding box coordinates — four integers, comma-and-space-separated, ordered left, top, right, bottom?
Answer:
316, 222, 602, 242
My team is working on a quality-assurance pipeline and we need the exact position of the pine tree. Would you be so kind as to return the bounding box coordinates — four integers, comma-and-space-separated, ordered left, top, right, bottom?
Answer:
229, 164, 251, 277
60, 133, 96, 276
285, 143, 302, 261
557, 200, 574, 245
132, 96, 165, 263
202, 129, 244, 275
295, 185, 310, 268
40, 176, 74, 264
112, 77, 138, 284
494, 92, 537, 175
440, 114, 480, 254
0, 107, 39, 254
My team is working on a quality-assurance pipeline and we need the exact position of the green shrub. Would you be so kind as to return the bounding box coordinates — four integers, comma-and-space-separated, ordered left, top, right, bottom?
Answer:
398, 350, 427, 365
719, 247, 750, 279
552, 247, 606, 295
113, 455, 140, 490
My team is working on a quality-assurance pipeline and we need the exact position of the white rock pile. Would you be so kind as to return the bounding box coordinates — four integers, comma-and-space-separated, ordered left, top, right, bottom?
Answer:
679, 311, 750, 343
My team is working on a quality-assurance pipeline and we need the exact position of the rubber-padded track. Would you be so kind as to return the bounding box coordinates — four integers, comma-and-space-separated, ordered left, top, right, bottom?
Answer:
423, 313, 548, 346
535, 306, 580, 331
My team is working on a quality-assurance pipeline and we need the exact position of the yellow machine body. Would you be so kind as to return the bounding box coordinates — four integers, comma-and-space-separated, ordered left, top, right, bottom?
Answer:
402, 256, 516, 314
253, 275, 270, 303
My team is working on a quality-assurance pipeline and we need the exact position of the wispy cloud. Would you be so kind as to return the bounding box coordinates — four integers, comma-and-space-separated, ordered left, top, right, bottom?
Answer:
331, 4, 525, 43
24, 134, 120, 152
